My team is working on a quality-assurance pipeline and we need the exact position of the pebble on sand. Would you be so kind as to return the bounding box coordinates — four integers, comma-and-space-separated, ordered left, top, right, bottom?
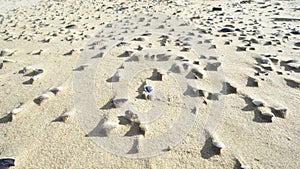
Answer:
57, 108, 76, 122
0, 158, 15, 167
112, 98, 128, 108
49, 86, 64, 95
258, 107, 274, 122
210, 132, 225, 154
101, 121, 119, 130
34, 92, 54, 105
252, 99, 266, 107
0, 49, 15, 56
272, 107, 288, 118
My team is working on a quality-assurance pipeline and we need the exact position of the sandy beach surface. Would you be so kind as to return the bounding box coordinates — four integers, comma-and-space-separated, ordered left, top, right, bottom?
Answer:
0, 0, 299, 168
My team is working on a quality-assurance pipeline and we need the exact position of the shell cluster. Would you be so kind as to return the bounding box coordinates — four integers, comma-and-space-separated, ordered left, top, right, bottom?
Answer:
250, 98, 288, 122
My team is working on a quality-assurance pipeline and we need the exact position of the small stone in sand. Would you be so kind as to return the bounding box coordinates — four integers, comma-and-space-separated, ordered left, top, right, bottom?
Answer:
0, 158, 15, 167
258, 107, 274, 122
112, 98, 128, 108
252, 99, 266, 107
0, 49, 15, 56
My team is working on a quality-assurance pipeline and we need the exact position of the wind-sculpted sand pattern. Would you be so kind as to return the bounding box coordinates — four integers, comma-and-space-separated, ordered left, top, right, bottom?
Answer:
73, 12, 225, 157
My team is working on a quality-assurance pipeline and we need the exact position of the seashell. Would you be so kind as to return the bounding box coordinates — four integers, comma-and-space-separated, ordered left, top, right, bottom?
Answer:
219, 27, 235, 33
9, 103, 27, 118
33, 68, 44, 75
144, 85, 153, 93
101, 121, 119, 129
34, 92, 53, 105
181, 46, 191, 52
0, 49, 15, 56
112, 98, 128, 108
182, 62, 193, 70
31, 49, 43, 55
57, 108, 76, 122
241, 165, 251, 169
272, 107, 288, 118
29, 75, 41, 83
118, 50, 133, 57
236, 156, 250, 169
166, 145, 173, 151
261, 111, 274, 117
49, 86, 63, 95
191, 68, 206, 79
286, 62, 300, 70
210, 132, 225, 154
65, 24, 78, 29
137, 45, 145, 51
22, 66, 35, 73
3, 59, 16, 63
39, 93, 51, 99
132, 37, 146, 41
258, 107, 274, 122
41, 36, 51, 43
157, 69, 167, 80
212, 140, 225, 149
260, 64, 273, 71
32, 75, 41, 80
197, 89, 209, 97
73, 64, 89, 71
236, 46, 247, 51
125, 110, 139, 123
116, 41, 128, 47
10, 108, 23, 115
146, 93, 154, 101
64, 49, 80, 56
112, 70, 121, 82
252, 99, 266, 107
0, 158, 15, 167
139, 123, 148, 133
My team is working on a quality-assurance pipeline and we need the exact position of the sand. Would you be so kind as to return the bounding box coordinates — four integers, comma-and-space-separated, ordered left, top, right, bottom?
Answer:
0, 0, 299, 168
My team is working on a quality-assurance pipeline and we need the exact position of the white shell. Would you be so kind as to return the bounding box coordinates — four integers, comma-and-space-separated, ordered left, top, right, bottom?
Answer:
210, 132, 225, 149
59, 108, 76, 122
274, 107, 287, 111
101, 122, 119, 129
11, 108, 23, 114
64, 49, 80, 55
139, 123, 149, 132
0, 49, 15, 56
241, 165, 251, 169
191, 68, 206, 79
40, 93, 51, 99
212, 141, 225, 149
273, 107, 288, 118
43, 36, 51, 42
33, 68, 44, 74
261, 111, 274, 117
252, 99, 266, 107
50, 86, 64, 94
60, 109, 75, 118
31, 49, 43, 55
23, 66, 35, 73
3, 59, 16, 63
31, 75, 41, 81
